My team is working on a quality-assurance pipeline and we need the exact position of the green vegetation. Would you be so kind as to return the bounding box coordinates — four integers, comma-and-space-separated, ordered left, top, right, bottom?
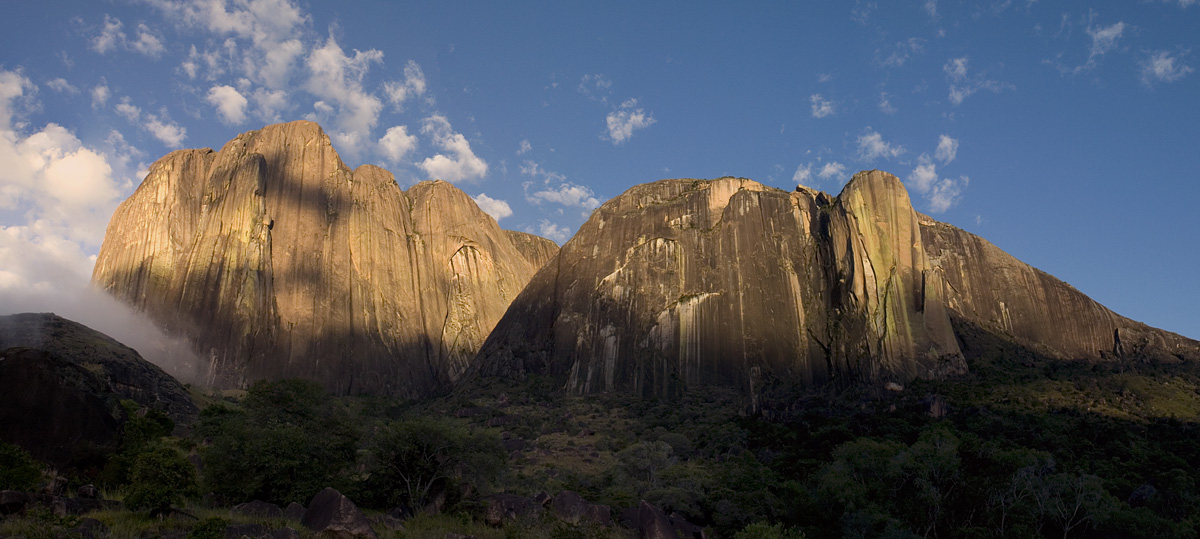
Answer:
8, 332, 1200, 538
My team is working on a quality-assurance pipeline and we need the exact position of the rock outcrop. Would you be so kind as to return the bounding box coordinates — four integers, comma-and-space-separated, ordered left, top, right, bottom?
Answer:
92, 121, 555, 396
471, 171, 1200, 401
0, 313, 197, 426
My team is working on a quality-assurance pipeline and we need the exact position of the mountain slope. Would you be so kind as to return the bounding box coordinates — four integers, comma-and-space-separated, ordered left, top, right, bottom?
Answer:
92, 121, 555, 396
470, 171, 1199, 402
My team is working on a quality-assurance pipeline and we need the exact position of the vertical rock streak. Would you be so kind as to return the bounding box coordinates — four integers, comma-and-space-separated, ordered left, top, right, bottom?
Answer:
472, 171, 1199, 400
92, 121, 557, 396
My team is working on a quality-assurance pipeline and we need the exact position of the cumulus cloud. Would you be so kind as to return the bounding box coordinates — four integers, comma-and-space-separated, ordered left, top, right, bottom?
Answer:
793, 163, 813, 186
132, 23, 167, 58
906, 153, 967, 212
518, 139, 531, 155
472, 193, 512, 221
146, 0, 309, 88
818, 162, 849, 183
935, 134, 959, 163
418, 114, 488, 182
857, 129, 905, 161
46, 78, 79, 94
91, 15, 125, 54
528, 182, 600, 209
378, 125, 417, 164
1140, 50, 1193, 86
252, 87, 289, 122
115, 97, 187, 148
383, 60, 428, 111
536, 219, 571, 244
810, 94, 835, 118
304, 35, 384, 156
91, 82, 110, 108
924, 0, 938, 18
206, 84, 249, 124
605, 99, 655, 144
0, 70, 127, 247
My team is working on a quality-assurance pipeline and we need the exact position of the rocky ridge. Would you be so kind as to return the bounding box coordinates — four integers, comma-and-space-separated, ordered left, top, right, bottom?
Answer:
471, 171, 1200, 401
92, 121, 556, 397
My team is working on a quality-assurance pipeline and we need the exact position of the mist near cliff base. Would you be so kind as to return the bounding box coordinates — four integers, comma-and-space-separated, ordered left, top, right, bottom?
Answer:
0, 286, 204, 386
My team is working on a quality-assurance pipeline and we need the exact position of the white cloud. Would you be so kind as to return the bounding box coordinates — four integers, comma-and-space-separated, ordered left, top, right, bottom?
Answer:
378, 125, 417, 164
418, 114, 488, 182
817, 162, 848, 183
144, 115, 187, 148
605, 99, 656, 144
877, 38, 926, 67
91, 15, 125, 54
528, 182, 600, 209
304, 35, 384, 156
1086, 20, 1125, 62
857, 129, 905, 161
132, 23, 166, 58
944, 57, 969, 81
906, 153, 966, 212
252, 87, 289, 122
206, 84, 249, 124
943, 56, 1009, 105
810, 94, 834, 118
579, 74, 613, 102
1140, 50, 1194, 86
793, 163, 813, 186
46, 78, 79, 94
91, 83, 110, 108
472, 193, 512, 221
924, 0, 938, 18
383, 60, 428, 111
536, 219, 571, 244
879, 92, 896, 114
145, 0, 310, 88
518, 139, 531, 155
908, 154, 938, 193
0, 69, 126, 248
935, 135, 959, 163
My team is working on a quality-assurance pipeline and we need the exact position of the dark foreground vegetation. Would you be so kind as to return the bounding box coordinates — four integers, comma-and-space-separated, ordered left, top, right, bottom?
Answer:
5, 330, 1200, 538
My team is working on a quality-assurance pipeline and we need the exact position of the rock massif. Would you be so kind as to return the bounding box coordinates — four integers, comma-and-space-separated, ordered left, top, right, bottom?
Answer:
472, 171, 1200, 400
92, 121, 555, 396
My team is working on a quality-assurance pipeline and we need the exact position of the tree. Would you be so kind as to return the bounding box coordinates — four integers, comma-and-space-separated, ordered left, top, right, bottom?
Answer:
125, 444, 198, 516
362, 416, 504, 510
198, 380, 358, 505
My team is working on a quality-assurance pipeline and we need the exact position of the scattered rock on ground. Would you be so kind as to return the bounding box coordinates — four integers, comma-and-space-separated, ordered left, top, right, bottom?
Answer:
301, 487, 377, 539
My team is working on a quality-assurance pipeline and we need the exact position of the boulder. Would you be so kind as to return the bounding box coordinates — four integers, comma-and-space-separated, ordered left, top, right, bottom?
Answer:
636, 500, 678, 539
234, 500, 285, 519
0, 490, 30, 515
482, 493, 542, 526
551, 490, 611, 526
76, 484, 99, 499
301, 487, 377, 539
284, 502, 307, 521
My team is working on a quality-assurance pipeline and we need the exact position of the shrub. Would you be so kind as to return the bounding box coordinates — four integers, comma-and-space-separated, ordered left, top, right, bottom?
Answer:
125, 444, 198, 516
0, 442, 42, 491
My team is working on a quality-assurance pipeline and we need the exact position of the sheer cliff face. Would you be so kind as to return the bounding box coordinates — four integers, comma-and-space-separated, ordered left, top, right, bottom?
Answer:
472, 171, 1199, 400
92, 121, 554, 397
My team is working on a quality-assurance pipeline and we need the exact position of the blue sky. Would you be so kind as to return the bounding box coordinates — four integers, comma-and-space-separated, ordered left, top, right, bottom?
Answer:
1, 0, 1197, 340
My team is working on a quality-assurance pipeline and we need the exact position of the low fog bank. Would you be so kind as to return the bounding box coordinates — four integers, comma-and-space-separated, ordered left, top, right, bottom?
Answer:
0, 286, 204, 385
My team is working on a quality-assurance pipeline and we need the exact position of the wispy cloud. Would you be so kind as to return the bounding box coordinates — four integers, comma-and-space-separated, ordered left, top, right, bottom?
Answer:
905, 136, 968, 213
382, 60, 428, 111
879, 92, 896, 114
876, 38, 926, 67
1140, 50, 1194, 86
535, 219, 571, 244
943, 56, 1010, 105
605, 99, 655, 144
810, 94, 835, 118
935, 135, 959, 163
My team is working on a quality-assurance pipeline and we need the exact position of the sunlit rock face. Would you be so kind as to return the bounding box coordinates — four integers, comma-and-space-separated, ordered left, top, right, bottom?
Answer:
470, 171, 1200, 401
92, 121, 556, 397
